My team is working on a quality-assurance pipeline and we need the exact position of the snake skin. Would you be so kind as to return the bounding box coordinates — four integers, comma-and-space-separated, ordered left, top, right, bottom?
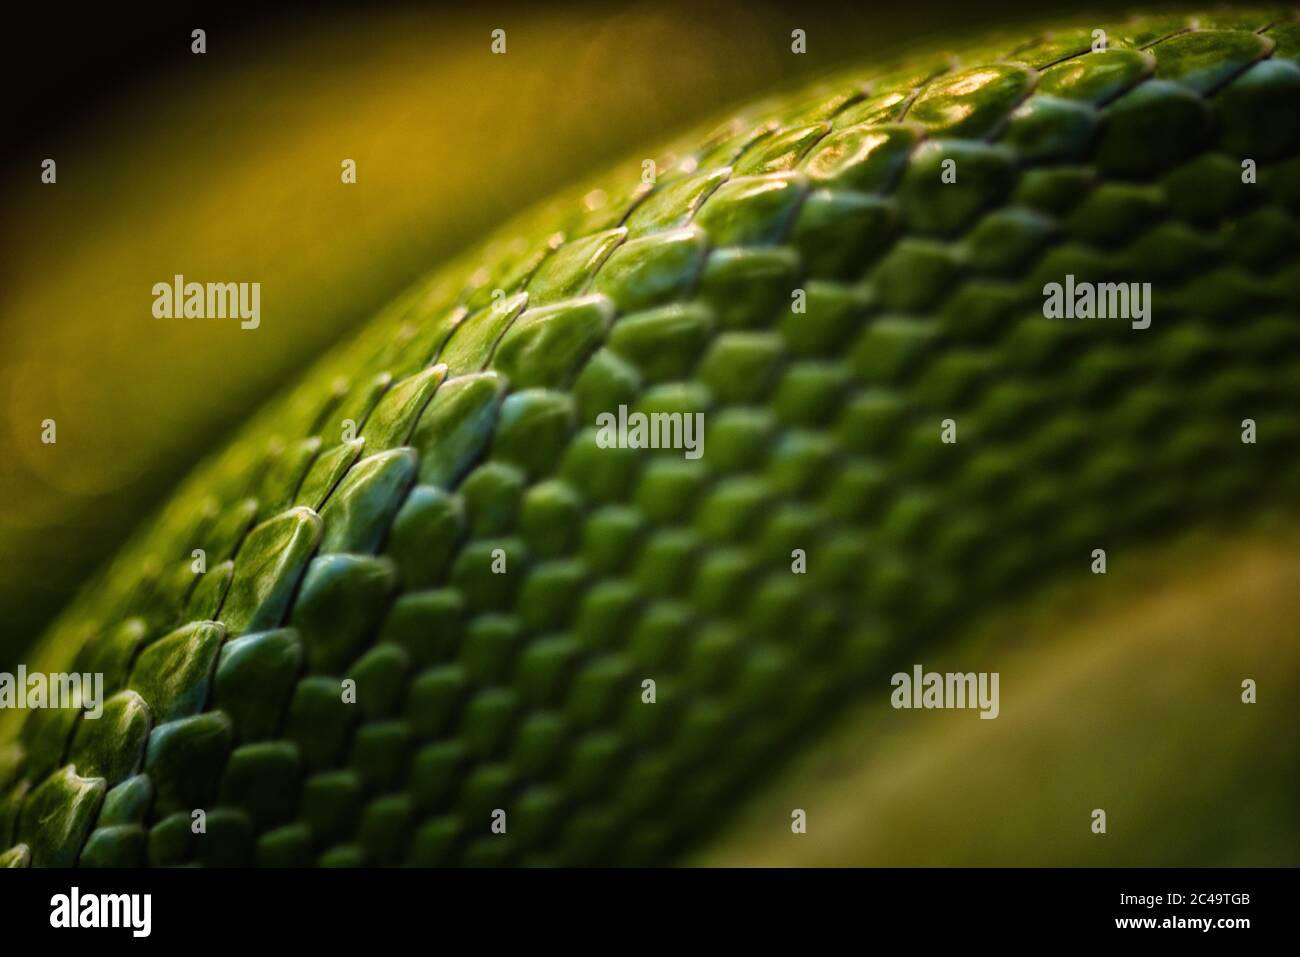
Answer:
2, 8, 1300, 867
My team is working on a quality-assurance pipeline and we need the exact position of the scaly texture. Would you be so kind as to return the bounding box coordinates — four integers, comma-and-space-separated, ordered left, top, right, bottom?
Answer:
3, 8, 1300, 867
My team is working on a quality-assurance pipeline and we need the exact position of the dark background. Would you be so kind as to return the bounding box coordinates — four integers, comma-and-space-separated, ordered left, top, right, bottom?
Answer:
0, 0, 1159, 662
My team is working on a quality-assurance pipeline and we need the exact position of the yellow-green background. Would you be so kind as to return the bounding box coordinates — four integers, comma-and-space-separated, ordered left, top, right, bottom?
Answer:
2, 0, 1141, 662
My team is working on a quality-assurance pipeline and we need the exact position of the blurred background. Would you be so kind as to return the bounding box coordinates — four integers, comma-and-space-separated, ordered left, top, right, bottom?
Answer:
698, 526, 1300, 865
0, 0, 1144, 668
